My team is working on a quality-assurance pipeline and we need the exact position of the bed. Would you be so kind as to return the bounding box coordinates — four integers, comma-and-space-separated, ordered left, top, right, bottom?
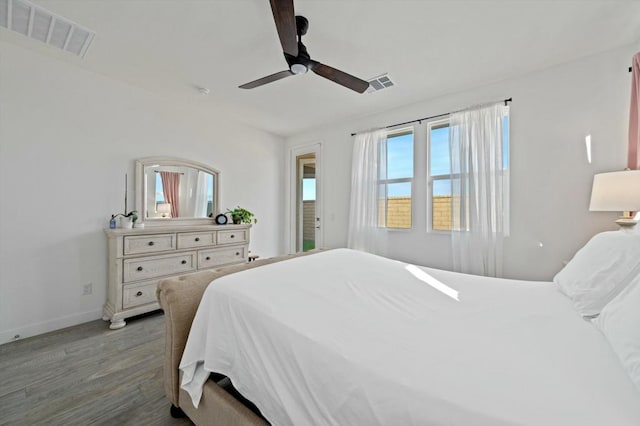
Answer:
158, 234, 640, 425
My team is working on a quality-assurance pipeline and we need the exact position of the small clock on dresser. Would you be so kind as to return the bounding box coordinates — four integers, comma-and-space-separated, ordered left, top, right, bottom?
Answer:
215, 213, 228, 225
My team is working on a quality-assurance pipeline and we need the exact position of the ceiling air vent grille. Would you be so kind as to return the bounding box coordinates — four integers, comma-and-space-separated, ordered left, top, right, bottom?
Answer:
0, 0, 95, 57
366, 74, 395, 93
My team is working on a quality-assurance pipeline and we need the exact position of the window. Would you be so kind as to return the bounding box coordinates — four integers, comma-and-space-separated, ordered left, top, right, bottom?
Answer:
379, 129, 414, 228
428, 112, 509, 231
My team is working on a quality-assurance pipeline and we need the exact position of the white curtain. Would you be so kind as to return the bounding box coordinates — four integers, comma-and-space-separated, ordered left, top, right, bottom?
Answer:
449, 103, 507, 277
193, 171, 208, 217
348, 129, 388, 255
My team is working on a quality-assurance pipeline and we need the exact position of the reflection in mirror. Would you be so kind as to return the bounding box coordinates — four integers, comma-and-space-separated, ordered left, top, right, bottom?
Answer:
135, 157, 219, 223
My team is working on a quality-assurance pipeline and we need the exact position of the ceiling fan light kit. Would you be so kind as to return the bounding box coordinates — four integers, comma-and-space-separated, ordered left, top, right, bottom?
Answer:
239, 0, 369, 94
290, 63, 307, 74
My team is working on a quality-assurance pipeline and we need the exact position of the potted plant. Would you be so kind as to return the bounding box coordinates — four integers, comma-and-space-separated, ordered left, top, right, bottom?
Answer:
111, 210, 138, 229
226, 206, 257, 224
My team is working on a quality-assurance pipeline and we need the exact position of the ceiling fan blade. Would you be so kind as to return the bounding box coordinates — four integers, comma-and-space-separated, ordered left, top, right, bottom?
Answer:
239, 70, 294, 89
270, 0, 298, 56
311, 62, 369, 94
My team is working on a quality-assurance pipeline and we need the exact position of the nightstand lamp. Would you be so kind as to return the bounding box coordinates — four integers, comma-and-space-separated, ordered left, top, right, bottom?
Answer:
589, 170, 640, 227
157, 203, 172, 218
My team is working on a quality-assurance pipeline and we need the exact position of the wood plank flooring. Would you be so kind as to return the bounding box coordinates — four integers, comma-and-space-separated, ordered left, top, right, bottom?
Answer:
0, 312, 192, 426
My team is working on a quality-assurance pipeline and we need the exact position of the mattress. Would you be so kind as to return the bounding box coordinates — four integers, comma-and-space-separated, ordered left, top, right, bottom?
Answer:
180, 248, 640, 425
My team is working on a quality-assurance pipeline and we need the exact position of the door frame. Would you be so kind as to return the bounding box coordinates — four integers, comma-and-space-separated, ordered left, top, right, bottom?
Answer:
288, 142, 323, 254
297, 158, 317, 252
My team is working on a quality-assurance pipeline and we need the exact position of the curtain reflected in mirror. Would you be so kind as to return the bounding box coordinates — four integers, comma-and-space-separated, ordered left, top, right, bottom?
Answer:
142, 163, 216, 219
154, 169, 214, 218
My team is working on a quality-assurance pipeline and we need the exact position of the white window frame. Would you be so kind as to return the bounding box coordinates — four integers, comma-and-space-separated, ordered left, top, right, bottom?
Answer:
426, 119, 452, 233
379, 128, 414, 230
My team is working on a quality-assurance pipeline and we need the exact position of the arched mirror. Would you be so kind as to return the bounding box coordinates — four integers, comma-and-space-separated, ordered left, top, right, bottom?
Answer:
135, 157, 220, 225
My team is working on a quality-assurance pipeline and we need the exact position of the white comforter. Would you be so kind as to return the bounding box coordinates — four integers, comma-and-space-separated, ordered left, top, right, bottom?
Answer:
180, 249, 640, 425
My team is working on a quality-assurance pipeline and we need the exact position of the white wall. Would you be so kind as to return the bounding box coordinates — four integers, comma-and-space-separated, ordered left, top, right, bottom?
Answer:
285, 43, 638, 281
0, 41, 285, 345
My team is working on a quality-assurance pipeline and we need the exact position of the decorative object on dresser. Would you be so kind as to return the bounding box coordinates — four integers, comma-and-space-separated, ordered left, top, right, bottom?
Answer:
215, 213, 229, 225
103, 223, 251, 329
109, 210, 139, 229
226, 206, 257, 224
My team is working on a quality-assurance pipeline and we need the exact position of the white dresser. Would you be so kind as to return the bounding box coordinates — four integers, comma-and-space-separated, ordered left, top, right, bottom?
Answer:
103, 224, 251, 329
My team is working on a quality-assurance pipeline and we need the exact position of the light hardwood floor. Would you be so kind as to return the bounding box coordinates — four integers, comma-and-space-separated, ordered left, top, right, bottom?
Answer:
0, 312, 192, 426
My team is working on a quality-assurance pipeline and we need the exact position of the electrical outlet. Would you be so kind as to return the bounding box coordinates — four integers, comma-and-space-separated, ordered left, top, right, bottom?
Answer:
82, 282, 93, 296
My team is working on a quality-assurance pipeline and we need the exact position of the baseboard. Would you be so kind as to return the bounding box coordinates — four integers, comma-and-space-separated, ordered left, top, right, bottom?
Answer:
0, 308, 104, 346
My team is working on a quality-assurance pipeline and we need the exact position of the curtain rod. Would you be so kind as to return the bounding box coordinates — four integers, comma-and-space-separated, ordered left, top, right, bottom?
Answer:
350, 97, 512, 137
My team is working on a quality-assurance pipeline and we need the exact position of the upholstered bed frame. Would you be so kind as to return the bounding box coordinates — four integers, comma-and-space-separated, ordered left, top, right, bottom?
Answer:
156, 251, 320, 425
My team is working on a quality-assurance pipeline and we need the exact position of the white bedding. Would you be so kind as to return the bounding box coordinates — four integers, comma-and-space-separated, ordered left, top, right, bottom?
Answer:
180, 249, 640, 425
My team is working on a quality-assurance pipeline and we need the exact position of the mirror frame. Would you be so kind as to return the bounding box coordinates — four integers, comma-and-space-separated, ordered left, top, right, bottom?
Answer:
135, 156, 221, 227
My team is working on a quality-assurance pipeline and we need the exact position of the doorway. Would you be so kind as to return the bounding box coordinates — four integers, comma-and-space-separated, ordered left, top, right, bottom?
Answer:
289, 143, 322, 253
297, 155, 316, 252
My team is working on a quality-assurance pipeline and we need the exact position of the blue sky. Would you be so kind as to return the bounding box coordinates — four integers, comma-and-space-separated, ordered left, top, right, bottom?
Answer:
299, 117, 509, 200
303, 179, 315, 200
386, 118, 509, 197
385, 126, 454, 196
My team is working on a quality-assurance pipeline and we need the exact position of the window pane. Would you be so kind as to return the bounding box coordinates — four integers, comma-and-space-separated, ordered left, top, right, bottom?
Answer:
386, 182, 411, 228
155, 175, 165, 203
387, 133, 413, 179
302, 178, 316, 201
430, 125, 450, 176
432, 179, 451, 231
432, 177, 469, 232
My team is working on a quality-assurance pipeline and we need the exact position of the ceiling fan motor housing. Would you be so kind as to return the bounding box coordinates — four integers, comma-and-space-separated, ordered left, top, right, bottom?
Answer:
285, 39, 312, 74
296, 15, 309, 36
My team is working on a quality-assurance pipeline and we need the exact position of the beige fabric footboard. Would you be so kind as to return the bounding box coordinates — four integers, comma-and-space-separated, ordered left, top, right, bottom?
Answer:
156, 250, 323, 424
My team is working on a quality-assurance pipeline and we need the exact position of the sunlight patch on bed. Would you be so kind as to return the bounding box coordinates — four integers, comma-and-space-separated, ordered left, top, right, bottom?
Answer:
405, 265, 460, 301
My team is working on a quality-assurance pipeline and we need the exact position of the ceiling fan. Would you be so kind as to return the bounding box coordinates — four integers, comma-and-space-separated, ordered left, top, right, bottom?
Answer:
238, 0, 370, 93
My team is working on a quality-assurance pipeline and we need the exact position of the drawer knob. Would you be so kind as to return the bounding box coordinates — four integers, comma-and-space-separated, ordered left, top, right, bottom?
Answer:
137, 266, 143, 271
181, 260, 187, 264
205, 256, 211, 261
230, 234, 235, 238
235, 252, 240, 256
195, 237, 200, 242
136, 291, 143, 297
148, 241, 154, 246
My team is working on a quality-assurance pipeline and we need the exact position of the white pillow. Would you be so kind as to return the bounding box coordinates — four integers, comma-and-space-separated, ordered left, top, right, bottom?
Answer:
554, 231, 640, 317
593, 274, 640, 391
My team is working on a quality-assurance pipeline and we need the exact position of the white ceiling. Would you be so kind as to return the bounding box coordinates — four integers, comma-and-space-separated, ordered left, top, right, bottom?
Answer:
6, 0, 640, 136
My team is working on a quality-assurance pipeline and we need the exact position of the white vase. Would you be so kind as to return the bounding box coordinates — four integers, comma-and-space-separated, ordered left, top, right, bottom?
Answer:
119, 217, 133, 229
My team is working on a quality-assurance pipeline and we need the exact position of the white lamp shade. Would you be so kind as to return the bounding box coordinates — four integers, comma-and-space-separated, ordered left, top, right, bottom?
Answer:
589, 170, 640, 211
157, 203, 172, 214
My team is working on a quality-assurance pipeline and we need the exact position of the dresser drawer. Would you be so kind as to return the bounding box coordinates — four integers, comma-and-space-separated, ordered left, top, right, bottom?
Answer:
177, 231, 216, 249
123, 234, 175, 255
199, 245, 247, 269
122, 281, 158, 309
123, 252, 196, 282
217, 229, 248, 245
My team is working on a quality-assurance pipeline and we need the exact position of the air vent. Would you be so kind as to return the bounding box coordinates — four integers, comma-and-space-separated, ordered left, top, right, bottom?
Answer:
0, 0, 95, 58
366, 73, 395, 93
